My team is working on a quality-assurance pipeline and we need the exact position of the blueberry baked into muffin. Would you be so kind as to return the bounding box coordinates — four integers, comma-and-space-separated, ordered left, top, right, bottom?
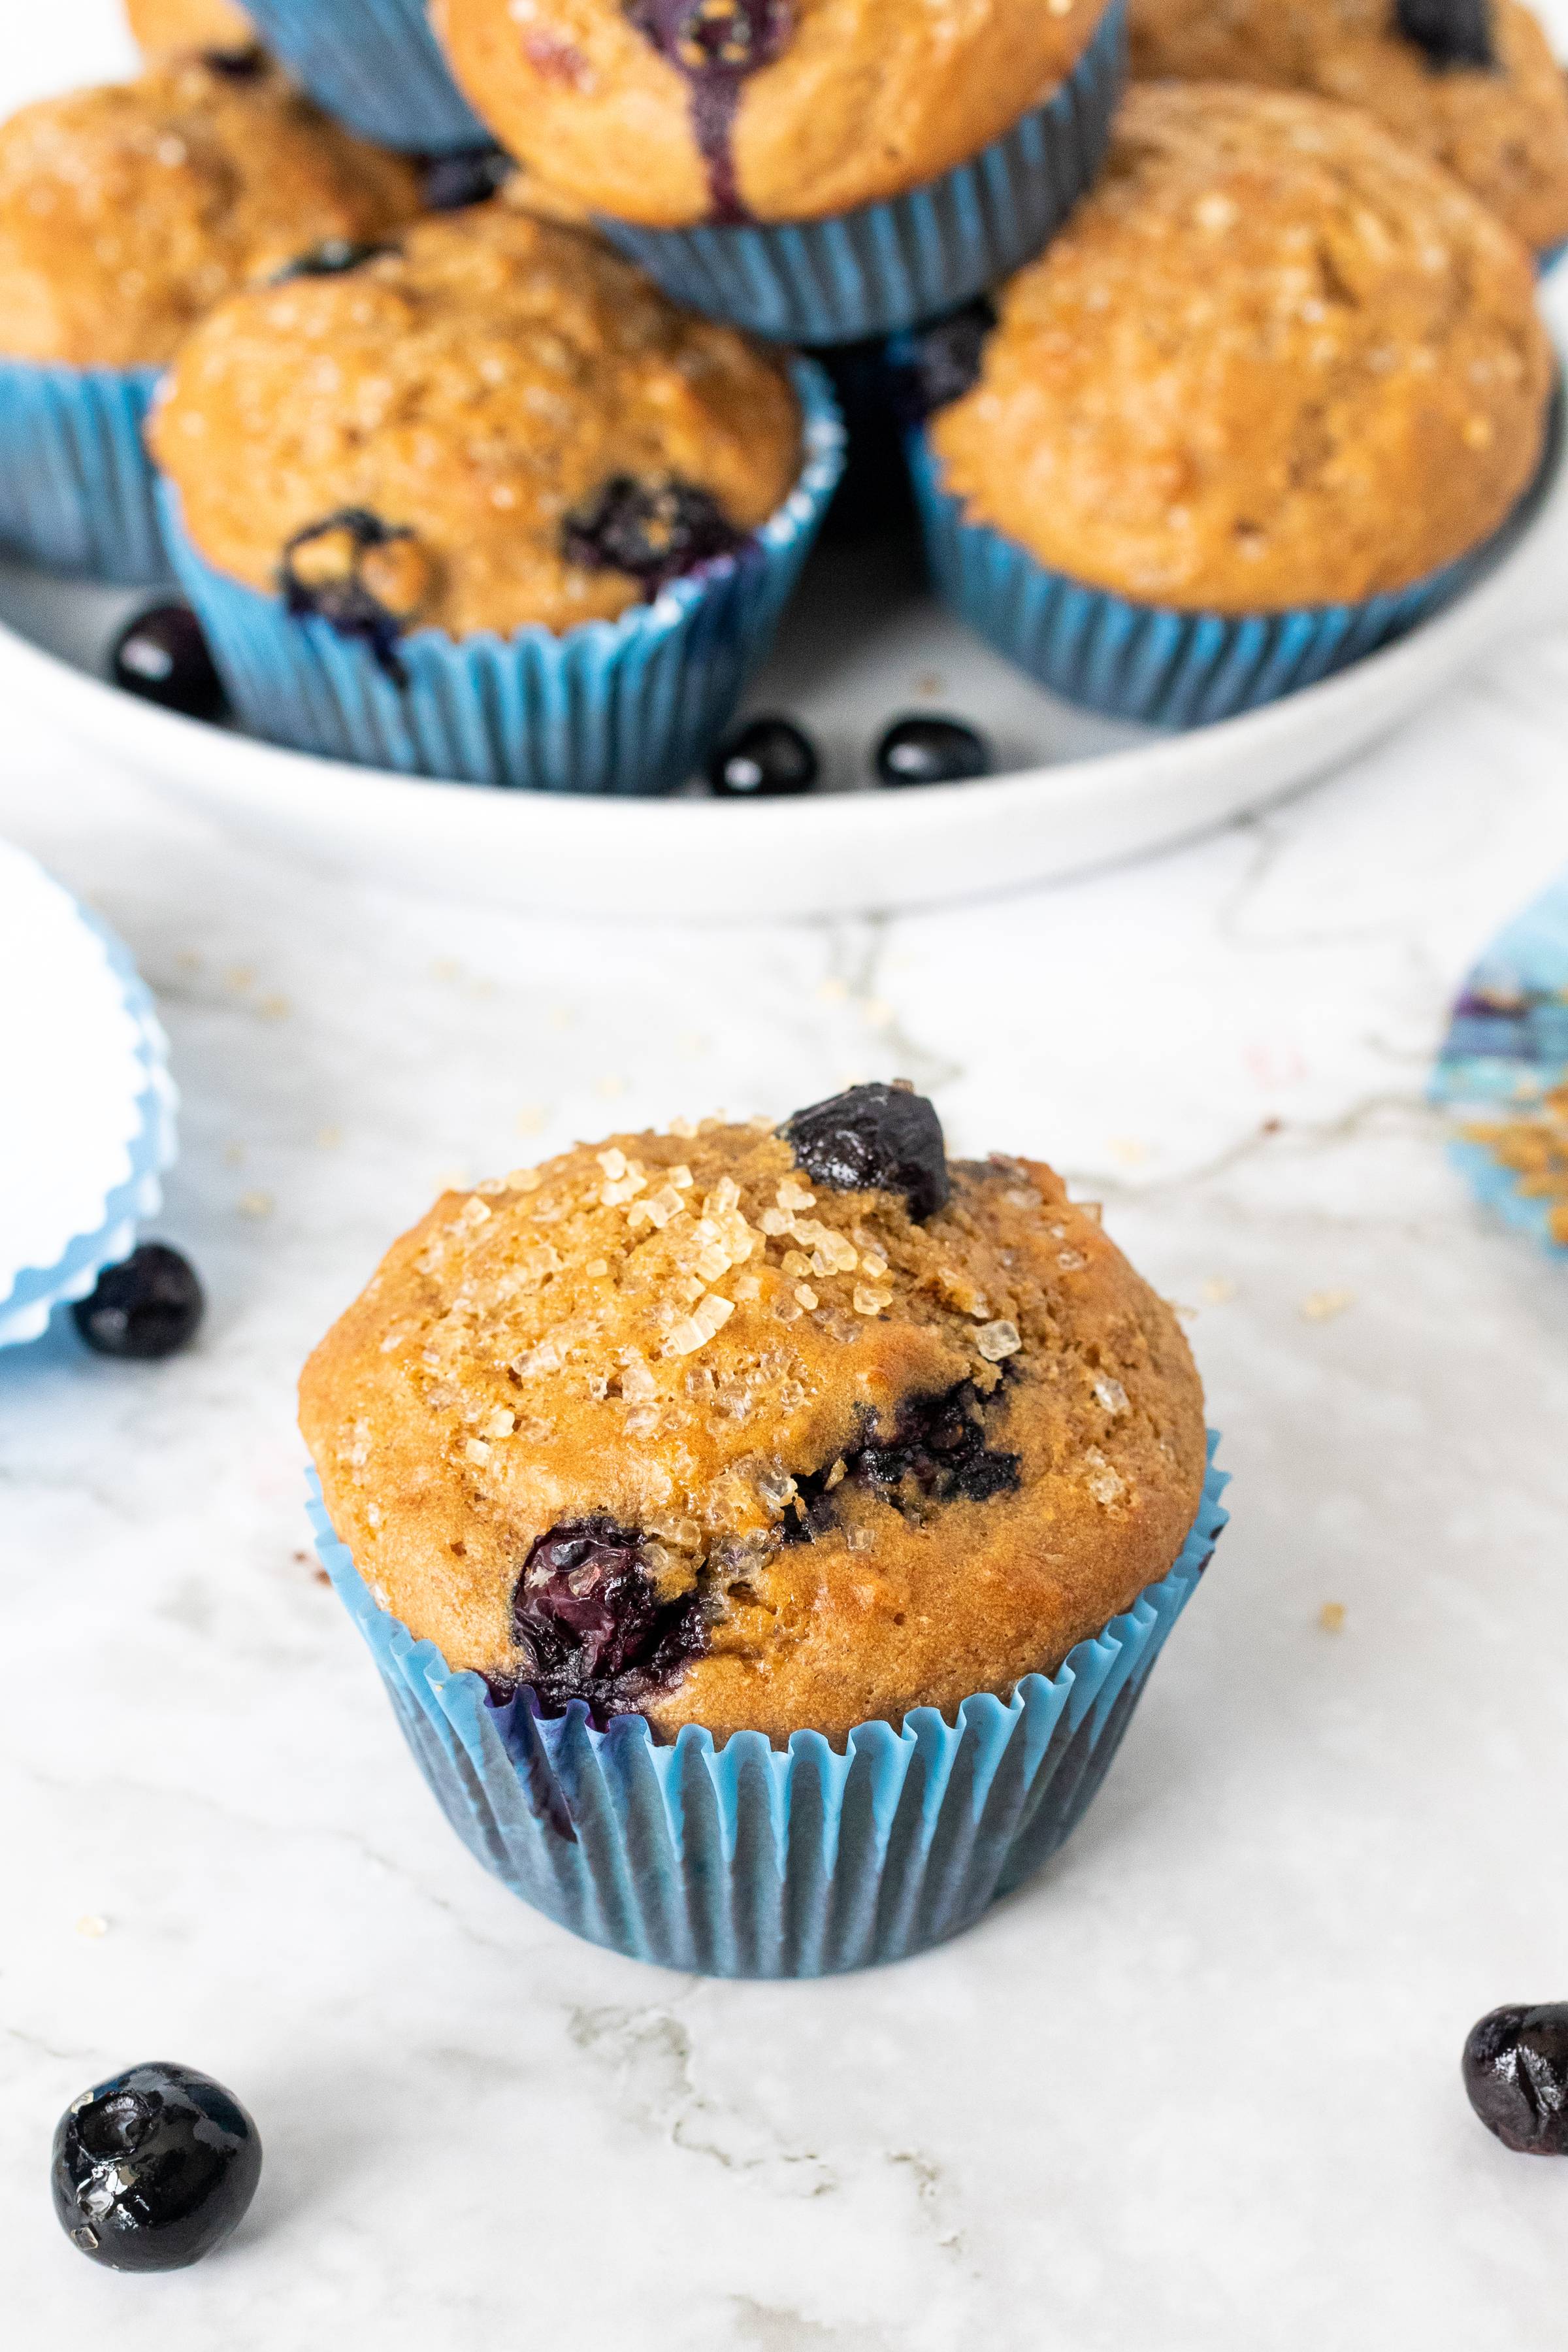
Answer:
148, 205, 803, 640
433, 0, 1117, 228
300, 1085, 1208, 1746
1130, 0, 1568, 257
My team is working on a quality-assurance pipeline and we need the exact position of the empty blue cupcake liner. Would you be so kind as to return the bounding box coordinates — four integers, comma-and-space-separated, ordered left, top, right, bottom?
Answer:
0, 361, 169, 585
1429, 865, 1568, 1259
241, 0, 487, 150
0, 897, 178, 1349
906, 382, 1563, 730
598, 0, 1126, 344
155, 357, 844, 792
307, 1435, 1228, 1978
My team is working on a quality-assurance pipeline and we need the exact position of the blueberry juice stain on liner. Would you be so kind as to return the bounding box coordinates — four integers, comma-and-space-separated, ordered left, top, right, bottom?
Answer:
626, 0, 792, 223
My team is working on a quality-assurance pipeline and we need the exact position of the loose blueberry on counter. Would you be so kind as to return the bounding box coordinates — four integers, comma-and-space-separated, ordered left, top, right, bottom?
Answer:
707, 715, 819, 799
110, 605, 227, 723
272, 237, 399, 284
71, 1244, 204, 1361
512, 1519, 707, 1720
1463, 2004, 1568, 2153
874, 715, 992, 789
563, 475, 747, 596
781, 1081, 951, 1222
423, 144, 517, 212
52, 2062, 261, 2271
1395, 0, 1494, 69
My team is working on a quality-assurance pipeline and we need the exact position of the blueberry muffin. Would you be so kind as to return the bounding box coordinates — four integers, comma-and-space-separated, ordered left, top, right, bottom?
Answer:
126, 0, 259, 63
432, 0, 1115, 227
926, 81, 1554, 615
0, 60, 421, 369
148, 206, 804, 639
1131, 0, 1568, 256
299, 1085, 1208, 1747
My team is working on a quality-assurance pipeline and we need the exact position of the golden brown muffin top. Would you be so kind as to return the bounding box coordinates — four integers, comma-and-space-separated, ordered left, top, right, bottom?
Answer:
148, 206, 803, 640
432, 0, 1109, 229
0, 61, 421, 369
126, 0, 258, 63
929, 81, 1554, 614
1131, 0, 1568, 254
299, 1089, 1208, 1748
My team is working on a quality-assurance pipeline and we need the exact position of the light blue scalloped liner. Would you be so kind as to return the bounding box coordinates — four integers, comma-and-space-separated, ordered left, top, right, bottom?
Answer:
0, 900, 178, 1349
1430, 867, 1568, 1259
241, 0, 487, 150
0, 361, 169, 585
155, 357, 843, 791
308, 1435, 1228, 1978
599, 0, 1125, 344
906, 381, 1562, 729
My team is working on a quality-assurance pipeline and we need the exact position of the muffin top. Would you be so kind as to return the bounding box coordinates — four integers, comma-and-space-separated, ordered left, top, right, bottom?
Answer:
1130, 0, 1568, 255
928, 82, 1554, 614
148, 207, 803, 640
299, 1086, 1209, 1748
431, 0, 1110, 229
0, 60, 421, 369
126, 0, 259, 63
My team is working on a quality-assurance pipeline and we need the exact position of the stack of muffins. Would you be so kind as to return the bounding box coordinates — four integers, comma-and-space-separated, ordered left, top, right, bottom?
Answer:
0, 0, 1561, 776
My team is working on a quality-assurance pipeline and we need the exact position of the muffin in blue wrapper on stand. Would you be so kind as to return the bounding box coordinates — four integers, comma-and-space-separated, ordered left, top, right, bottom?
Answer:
1430, 867, 1568, 1260
900, 81, 1560, 729
241, 0, 489, 152
0, 842, 178, 1350
431, 0, 1126, 345
148, 211, 844, 792
0, 56, 421, 583
299, 1088, 1226, 1978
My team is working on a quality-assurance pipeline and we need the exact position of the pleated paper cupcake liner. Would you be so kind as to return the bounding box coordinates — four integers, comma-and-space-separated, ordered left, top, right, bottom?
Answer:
0, 361, 169, 586
906, 382, 1562, 730
155, 358, 844, 791
241, 0, 487, 151
598, 0, 1126, 345
308, 1435, 1228, 1979
1430, 867, 1568, 1259
0, 906, 178, 1350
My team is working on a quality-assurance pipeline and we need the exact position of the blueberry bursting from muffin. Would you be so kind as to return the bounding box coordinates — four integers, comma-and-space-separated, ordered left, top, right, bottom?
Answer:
1396, 0, 1495, 72
503, 1085, 1020, 1722
626, 1, 793, 222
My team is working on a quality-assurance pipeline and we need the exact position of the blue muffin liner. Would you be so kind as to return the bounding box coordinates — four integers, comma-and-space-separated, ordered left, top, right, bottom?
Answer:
906, 380, 1563, 729
0, 361, 169, 585
241, 0, 487, 151
598, 0, 1126, 344
0, 896, 178, 1349
1429, 867, 1568, 1259
155, 358, 844, 791
306, 1435, 1228, 1978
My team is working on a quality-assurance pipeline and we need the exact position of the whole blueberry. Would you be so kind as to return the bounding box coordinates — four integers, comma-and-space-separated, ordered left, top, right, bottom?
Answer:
72, 1244, 204, 1361
52, 2062, 261, 2271
707, 716, 819, 799
874, 715, 992, 789
1463, 2004, 1568, 2153
896, 299, 996, 422
781, 1081, 951, 1222
272, 238, 398, 284
1396, 0, 1494, 71
423, 144, 516, 211
110, 605, 227, 723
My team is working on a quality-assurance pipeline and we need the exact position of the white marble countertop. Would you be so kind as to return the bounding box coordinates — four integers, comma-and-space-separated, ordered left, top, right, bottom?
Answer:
8, 8, 1568, 2347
